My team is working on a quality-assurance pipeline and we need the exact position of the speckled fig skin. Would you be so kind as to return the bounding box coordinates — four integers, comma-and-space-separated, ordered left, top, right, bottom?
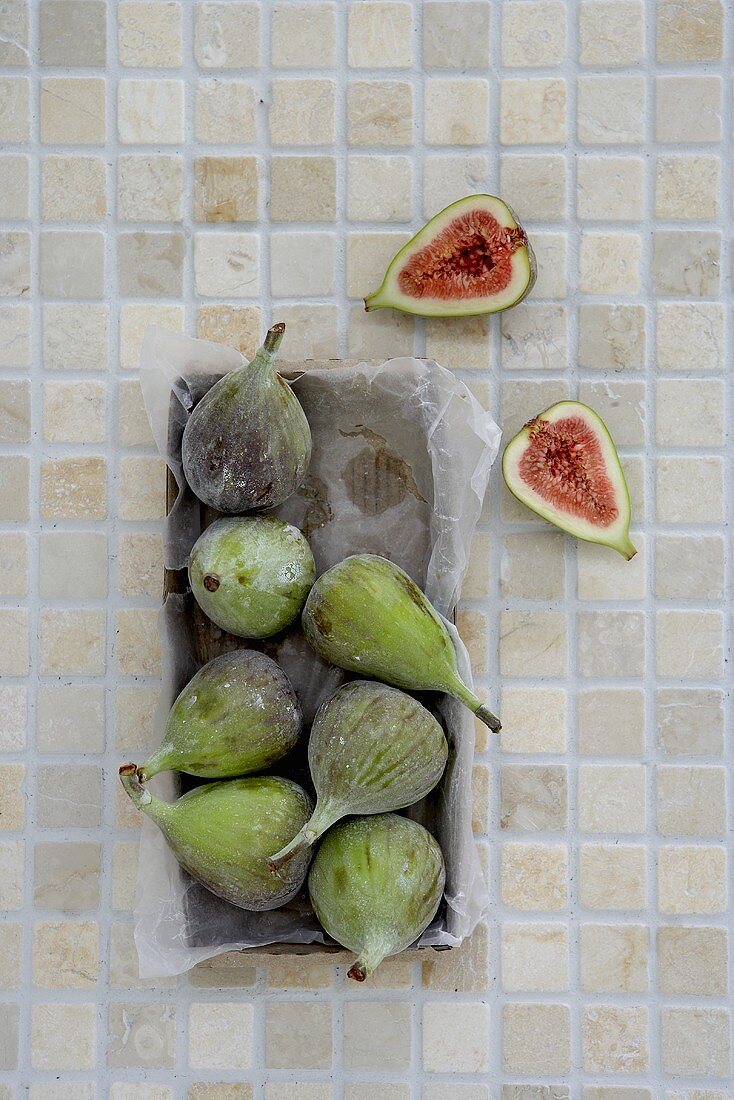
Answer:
267, 680, 447, 869
139, 650, 301, 781
181, 323, 312, 513
189, 515, 315, 639
302, 553, 501, 731
308, 813, 445, 980
119, 768, 313, 911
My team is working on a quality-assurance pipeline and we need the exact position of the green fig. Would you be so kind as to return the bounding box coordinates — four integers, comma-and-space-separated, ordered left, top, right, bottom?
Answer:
119, 768, 313, 911
182, 323, 311, 512
302, 554, 500, 731
267, 680, 447, 869
189, 515, 315, 639
308, 814, 445, 981
139, 650, 301, 781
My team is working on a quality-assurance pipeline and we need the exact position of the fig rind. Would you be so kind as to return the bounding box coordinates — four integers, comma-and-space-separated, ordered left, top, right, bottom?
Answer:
308, 813, 445, 980
301, 553, 500, 731
189, 515, 316, 639
181, 323, 312, 513
267, 680, 448, 868
502, 400, 637, 560
364, 194, 536, 318
119, 768, 313, 911
140, 650, 302, 781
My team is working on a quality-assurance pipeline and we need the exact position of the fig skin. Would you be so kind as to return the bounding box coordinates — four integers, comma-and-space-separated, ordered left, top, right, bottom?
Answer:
301, 553, 501, 731
308, 813, 445, 981
139, 650, 302, 781
267, 680, 448, 869
182, 323, 312, 513
189, 515, 316, 639
119, 768, 313, 911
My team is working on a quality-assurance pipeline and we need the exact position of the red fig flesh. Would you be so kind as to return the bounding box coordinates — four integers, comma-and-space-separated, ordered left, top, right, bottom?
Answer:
502, 401, 637, 560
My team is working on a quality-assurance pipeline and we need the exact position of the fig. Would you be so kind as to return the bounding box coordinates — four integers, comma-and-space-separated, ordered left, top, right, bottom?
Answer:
301, 554, 501, 731
181, 323, 311, 512
119, 768, 313, 911
267, 680, 447, 869
364, 195, 535, 317
138, 650, 301, 781
189, 515, 315, 639
502, 400, 637, 560
308, 813, 445, 981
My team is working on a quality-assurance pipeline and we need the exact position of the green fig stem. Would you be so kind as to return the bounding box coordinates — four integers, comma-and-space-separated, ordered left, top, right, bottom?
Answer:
449, 681, 501, 733
263, 322, 286, 355
616, 535, 638, 561
119, 763, 155, 810
363, 291, 385, 313
136, 748, 169, 784
267, 803, 339, 871
347, 940, 389, 982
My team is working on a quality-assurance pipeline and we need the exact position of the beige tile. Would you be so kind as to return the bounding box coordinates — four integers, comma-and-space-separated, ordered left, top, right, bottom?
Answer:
195, 1, 259, 68
31, 1003, 96, 1070
580, 844, 646, 910
457, 609, 487, 674
0, 924, 21, 989
109, 1003, 176, 1069
270, 234, 333, 299
0, 379, 29, 444
42, 156, 106, 221
41, 457, 106, 520
347, 156, 412, 222
500, 687, 567, 755
0, 763, 24, 830
195, 80, 256, 144
504, 1091, 569, 1100
118, 532, 163, 599
37, 764, 101, 828
0, 1008, 18, 1069
578, 76, 644, 144
40, 77, 105, 145
578, 157, 644, 222
652, 230, 720, 297
501, 765, 567, 832
657, 0, 723, 61
118, 78, 183, 144
501, 923, 568, 992
500, 611, 567, 678
277, 304, 338, 358
531, 233, 567, 299
423, 315, 491, 371
656, 75, 721, 142
503, 1003, 570, 1074
0, 608, 28, 675
423, 154, 488, 218
659, 925, 727, 997
115, 608, 162, 677
661, 1008, 730, 1078
0, 840, 24, 910
40, 609, 105, 676
41, 230, 104, 298
348, 2, 412, 67
582, 1005, 648, 1073
111, 1087, 173, 1100
119, 455, 166, 520
580, 924, 648, 992
657, 378, 724, 447
580, 233, 641, 295
577, 535, 646, 602
189, 1003, 253, 1069
656, 302, 723, 372
116, 683, 159, 753
579, 303, 646, 372
264, 1002, 331, 1069
189, 1087, 252, 1100
197, 305, 260, 357
347, 304, 414, 358
658, 845, 727, 914
0, 76, 29, 142
37, 685, 104, 753
346, 1088, 408, 1100
657, 765, 726, 837
343, 1001, 409, 1071
44, 380, 105, 443
502, 1, 566, 66
112, 840, 139, 910
119, 232, 184, 297
43, 302, 107, 371
270, 78, 335, 146
187, 951, 256, 989
0, 231, 30, 296
118, 1, 182, 67
425, 78, 489, 146
40, 0, 105, 65
118, 379, 154, 448
0, 0, 27, 65
656, 155, 719, 220
120, 303, 183, 369
657, 456, 723, 524
579, 0, 644, 65
657, 688, 724, 757
501, 304, 568, 371
0, 685, 26, 752
579, 689, 645, 756
272, 2, 336, 68
500, 78, 566, 144
500, 155, 566, 222
194, 156, 258, 223
118, 155, 183, 222
0, 155, 28, 218
347, 81, 413, 146
577, 611, 645, 678
501, 842, 567, 911
34, 842, 100, 911
0, 303, 31, 369
423, 1001, 489, 1072
656, 610, 723, 680
423, 2, 490, 68
500, 532, 565, 599
194, 232, 259, 297
110, 922, 175, 990
579, 765, 646, 834
422, 921, 489, 993
270, 157, 336, 221
264, 1088, 332, 1100
32, 921, 98, 988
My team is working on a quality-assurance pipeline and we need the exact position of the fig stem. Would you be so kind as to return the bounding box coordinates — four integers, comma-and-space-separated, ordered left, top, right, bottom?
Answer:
474, 703, 502, 734
267, 825, 319, 872
617, 536, 638, 561
347, 940, 389, 982
119, 763, 153, 809
263, 323, 286, 355
449, 681, 501, 732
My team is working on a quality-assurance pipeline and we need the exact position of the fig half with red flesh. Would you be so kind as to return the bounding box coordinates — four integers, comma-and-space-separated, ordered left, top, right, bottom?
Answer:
502, 401, 637, 560
364, 195, 536, 317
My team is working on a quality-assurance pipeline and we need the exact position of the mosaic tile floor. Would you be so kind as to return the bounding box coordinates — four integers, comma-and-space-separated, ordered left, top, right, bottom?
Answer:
0, 1, 731, 1097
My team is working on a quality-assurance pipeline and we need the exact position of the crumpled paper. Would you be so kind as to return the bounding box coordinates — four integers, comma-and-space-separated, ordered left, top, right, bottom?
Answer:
135, 326, 501, 978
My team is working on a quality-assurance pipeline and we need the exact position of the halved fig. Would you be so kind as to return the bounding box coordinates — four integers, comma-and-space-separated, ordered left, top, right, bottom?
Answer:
502, 401, 637, 560
364, 195, 536, 317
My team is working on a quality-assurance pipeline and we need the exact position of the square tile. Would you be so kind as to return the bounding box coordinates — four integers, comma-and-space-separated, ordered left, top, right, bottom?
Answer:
347, 81, 413, 146
0, 155, 28, 218
656, 534, 724, 600
115, 608, 162, 676
658, 845, 727, 914
658, 925, 728, 995
580, 844, 647, 910
118, 1, 182, 67
501, 766, 568, 831
271, 233, 334, 297
0, 608, 28, 675
0, 77, 29, 142
577, 611, 645, 678
656, 302, 723, 372
657, 765, 726, 837
118, 532, 163, 598
270, 157, 336, 221
657, 457, 723, 523
577, 157, 644, 221
501, 843, 568, 911
40, 609, 105, 676
347, 156, 412, 222
0, 924, 22, 989
194, 156, 258, 223
265, 1002, 332, 1070
579, 1, 644, 65
579, 233, 641, 295
656, 609, 723, 679
580, 924, 648, 992
423, 1001, 490, 1073
0, 231, 30, 297
579, 303, 646, 371
0, 0, 27, 65
197, 305, 260, 356
37, 685, 104, 753
499, 687, 567, 755
657, 688, 724, 757
118, 155, 183, 222
343, 1002, 410, 1071
0, 532, 27, 596
657, 0, 723, 62
118, 79, 184, 144
0, 455, 28, 520
503, 1003, 570, 1074
43, 380, 105, 443
41, 78, 105, 145
501, 923, 569, 992
501, 305, 568, 371
194, 233, 259, 297
423, 3, 490, 69
189, 1003, 253, 1069
196, 80, 256, 144
0, 840, 24, 909
32, 920, 98, 988
42, 156, 106, 222
270, 79, 335, 146
661, 1008, 730, 1078
40, 1, 105, 66
499, 155, 566, 222
119, 232, 184, 297
656, 75, 721, 142
43, 303, 107, 371
425, 78, 489, 146
34, 841, 100, 910
579, 766, 646, 834
0, 685, 26, 752
272, 3, 336, 68
120, 303, 183, 369
0, 379, 29, 443
0, 763, 24, 830
502, 2, 566, 66
579, 689, 645, 756
109, 1003, 175, 1069
652, 230, 720, 297
656, 379, 724, 447
582, 1005, 648, 1073
577, 76, 645, 144
0, 304, 31, 369
500, 611, 568, 678
500, 79, 566, 144
656, 155, 719, 219
39, 531, 107, 598
195, 2, 260, 69
41, 457, 107, 520
501, 532, 565, 599
31, 1003, 96, 1069
348, 2, 412, 68
40, 231, 104, 299
423, 154, 488, 217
